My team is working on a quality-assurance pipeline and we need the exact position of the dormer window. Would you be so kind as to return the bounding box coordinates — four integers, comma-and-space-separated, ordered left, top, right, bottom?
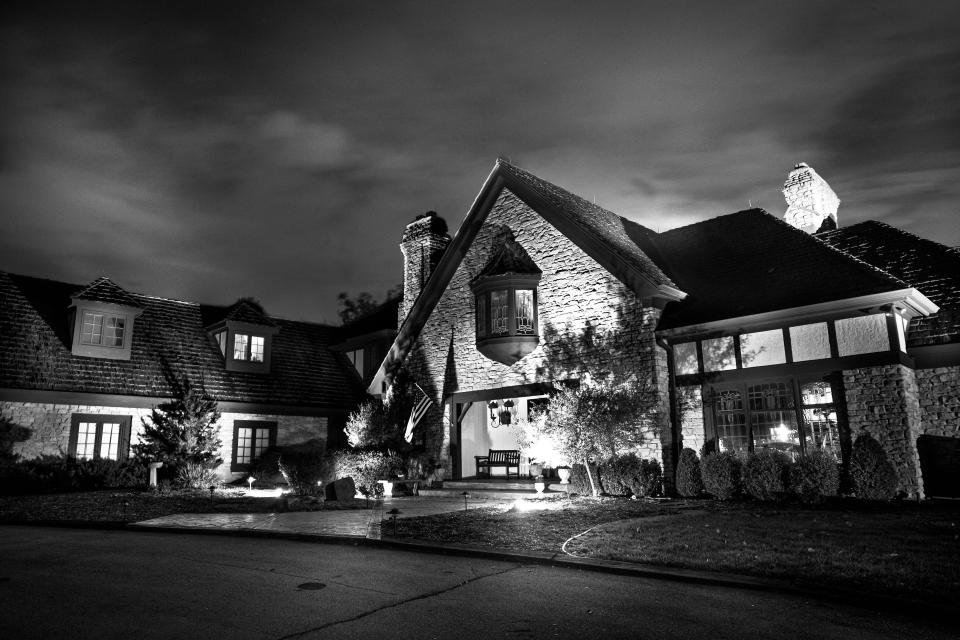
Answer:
207, 299, 278, 374
68, 277, 142, 360
470, 229, 542, 366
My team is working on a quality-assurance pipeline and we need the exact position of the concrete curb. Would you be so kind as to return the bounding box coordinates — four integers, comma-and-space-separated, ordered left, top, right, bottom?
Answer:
3, 519, 953, 623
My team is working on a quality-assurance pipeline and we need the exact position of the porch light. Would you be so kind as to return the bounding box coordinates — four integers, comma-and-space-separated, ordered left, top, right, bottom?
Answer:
488, 399, 516, 427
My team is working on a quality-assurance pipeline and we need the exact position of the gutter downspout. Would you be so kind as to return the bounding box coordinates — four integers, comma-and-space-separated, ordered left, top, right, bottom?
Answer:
656, 336, 681, 495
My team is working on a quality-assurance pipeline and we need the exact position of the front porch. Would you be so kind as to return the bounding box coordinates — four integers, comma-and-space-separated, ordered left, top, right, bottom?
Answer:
420, 476, 570, 499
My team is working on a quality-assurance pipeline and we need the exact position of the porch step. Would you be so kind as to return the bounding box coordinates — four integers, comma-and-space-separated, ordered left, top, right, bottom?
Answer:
417, 487, 568, 499
443, 480, 567, 491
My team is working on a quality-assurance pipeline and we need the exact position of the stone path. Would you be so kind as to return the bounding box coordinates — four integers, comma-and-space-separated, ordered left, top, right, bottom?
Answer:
133, 496, 501, 540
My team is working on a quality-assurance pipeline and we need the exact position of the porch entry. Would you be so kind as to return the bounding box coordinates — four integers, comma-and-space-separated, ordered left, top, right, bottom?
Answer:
452, 395, 547, 479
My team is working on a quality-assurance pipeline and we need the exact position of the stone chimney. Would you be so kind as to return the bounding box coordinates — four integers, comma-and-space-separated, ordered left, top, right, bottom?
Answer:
399, 211, 450, 324
782, 163, 840, 233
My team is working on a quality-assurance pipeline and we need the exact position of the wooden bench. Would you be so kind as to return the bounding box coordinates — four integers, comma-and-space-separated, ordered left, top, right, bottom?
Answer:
475, 449, 521, 479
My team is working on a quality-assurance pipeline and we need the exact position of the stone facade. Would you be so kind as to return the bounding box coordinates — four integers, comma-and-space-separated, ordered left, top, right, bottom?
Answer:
1, 400, 327, 481
400, 213, 451, 323
403, 189, 670, 469
842, 364, 924, 498
677, 385, 705, 454
916, 366, 960, 438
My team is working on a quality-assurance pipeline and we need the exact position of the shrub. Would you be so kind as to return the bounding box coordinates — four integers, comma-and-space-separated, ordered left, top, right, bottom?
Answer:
632, 459, 663, 498
675, 448, 703, 497
176, 461, 220, 490
598, 454, 637, 496
277, 441, 331, 496
700, 452, 741, 501
329, 448, 403, 497
250, 447, 282, 484
0, 455, 146, 494
742, 449, 789, 501
0, 416, 30, 461
849, 434, 897, 500
570, 462, 600, 496
790, 450, 840, 504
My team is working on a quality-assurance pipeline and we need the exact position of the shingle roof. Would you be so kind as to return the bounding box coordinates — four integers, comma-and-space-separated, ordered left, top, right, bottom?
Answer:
817, 221, 960, 345
219, 298, 277, 327
0, 271, 364, 409
72, 276, 142, 308
645, 209, 909, 330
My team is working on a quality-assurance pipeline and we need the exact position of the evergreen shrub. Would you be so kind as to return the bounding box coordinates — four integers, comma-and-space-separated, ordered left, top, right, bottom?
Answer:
675, 448, 703, 497
742, 449, 789, 501
789, 450, 840, 504
277, 441, 331, 495
329, 448, 403, 497
570, 462, 600, 496
598, 454, 638, 496
700, 452, 741, 501
849, 434, 898, 500
0, 455, 146, 495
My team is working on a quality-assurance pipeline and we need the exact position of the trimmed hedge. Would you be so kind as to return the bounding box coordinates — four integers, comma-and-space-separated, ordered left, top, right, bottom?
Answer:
675, 448, 703, 498
850, 434, 898, 500
0, 455, 147, 495
598, 454, 662, 498
277, 441, 331, 496
570, 462, 600, 496
742, 449, 789, 501
700, 452, 741, 501
790, 450, 840, 504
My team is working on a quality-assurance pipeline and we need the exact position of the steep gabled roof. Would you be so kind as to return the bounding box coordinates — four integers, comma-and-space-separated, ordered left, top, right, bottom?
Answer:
219, 298, 278, 327
0, 271, 364, 409
72, 276, 142, 308
646, 209, 914, 330
817, 221, 960, 345
368, 159, 686, 392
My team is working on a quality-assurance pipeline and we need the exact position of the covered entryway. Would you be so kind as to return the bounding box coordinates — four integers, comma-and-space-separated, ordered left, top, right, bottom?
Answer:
918, 435, 960, 498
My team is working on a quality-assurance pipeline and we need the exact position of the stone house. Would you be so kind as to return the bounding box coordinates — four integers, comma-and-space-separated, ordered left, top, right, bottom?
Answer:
370, 160, 960, 498
0, 272, 381, 481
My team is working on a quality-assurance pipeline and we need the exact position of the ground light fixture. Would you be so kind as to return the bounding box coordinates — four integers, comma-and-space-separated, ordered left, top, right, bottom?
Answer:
461, 491, 470, 511
247, 476, 254, 491
387, 508, 401, 536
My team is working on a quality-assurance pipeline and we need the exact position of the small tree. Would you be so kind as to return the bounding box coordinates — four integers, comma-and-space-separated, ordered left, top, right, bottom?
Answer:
541, 380, 661, 497
345, 400, 396, 449
133, 380, 223, 480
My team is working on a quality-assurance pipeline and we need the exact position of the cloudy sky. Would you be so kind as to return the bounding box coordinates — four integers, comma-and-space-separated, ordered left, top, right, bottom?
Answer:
2, 1, 958, 323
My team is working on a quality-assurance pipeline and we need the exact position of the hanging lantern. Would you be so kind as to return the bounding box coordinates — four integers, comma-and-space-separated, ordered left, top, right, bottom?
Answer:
499, 399, 514, 425
488, 400, 500, 426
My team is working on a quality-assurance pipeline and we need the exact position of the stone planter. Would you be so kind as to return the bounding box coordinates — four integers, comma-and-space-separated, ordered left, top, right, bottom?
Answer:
557, 467, 571, 484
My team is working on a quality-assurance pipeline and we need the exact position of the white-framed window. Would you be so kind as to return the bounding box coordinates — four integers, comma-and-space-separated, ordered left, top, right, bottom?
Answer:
232, 421, 276, 471
69, 414, 132, 461
232, 333, 267, 362
80, 312, 126, 348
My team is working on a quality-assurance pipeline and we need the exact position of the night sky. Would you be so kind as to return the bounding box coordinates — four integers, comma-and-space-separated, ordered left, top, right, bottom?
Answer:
2, 1, 958, 323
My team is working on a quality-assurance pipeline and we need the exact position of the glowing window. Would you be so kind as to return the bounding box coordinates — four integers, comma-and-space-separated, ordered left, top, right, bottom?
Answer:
70, 414, 131, 461
250, 336, 265, 362
80, 312, 125, 347
233, 333, 249, 360
491, 290, 509, 335
232, 421, 276, 470
516, 290, 535, 335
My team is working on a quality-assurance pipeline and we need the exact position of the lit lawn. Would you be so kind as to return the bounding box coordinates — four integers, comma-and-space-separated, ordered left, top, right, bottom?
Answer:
385, 497, 960, 604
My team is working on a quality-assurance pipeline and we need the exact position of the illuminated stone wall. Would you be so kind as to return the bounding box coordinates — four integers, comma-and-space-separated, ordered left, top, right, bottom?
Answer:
403, 189, 671, 469
0, 401, 328, 482
842, 364, 924, 498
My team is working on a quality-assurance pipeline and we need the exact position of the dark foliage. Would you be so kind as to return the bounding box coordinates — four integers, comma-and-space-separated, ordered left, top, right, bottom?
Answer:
742, 449, 789, 501
700, 452, 742, 501
277, 440, 331, 496
570, 462, 600, 496
0, 416, 30, 460
850, 434, 898, 500
0, 455, 147, 495
599, 454, 662, 498
790, 450, 841, 504
675, 448, 704, 497
328, 448, 403, 497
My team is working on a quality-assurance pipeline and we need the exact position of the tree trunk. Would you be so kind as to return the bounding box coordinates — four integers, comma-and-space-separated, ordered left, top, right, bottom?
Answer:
584, 456, 598, 497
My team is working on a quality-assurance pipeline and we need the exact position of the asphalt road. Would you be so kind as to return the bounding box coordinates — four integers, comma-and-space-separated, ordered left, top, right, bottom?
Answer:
0, 526, 953, 640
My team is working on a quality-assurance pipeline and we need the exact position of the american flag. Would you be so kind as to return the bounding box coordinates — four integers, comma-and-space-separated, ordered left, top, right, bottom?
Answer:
404, 384, 433, 443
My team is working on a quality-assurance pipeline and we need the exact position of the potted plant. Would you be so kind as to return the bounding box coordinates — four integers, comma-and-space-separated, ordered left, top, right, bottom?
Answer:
556, 465, 571, 484
529, 459, 543, 478
534, 476, 546, 494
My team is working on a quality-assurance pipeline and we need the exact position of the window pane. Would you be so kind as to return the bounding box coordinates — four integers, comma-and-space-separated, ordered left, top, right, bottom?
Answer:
836, 314, 889, 357
491, 290, 509, 335
475, 294, 487, 338
674, 342, 698, 375
250, 336, 264, 362
77, 422, 98, 459
748, 382, 800, 456
714, 390, 748, 452
80, 312, 103, 345
789, 323, 831, 361
740, 329, 786, 368
802, 407, 841, 460
703, 337, 736, 372
100, 423, 120, 460
253, 428, 270, 460
896, 315, 907, 353
233, 333, 249, 360
515, 290, 534, 335
216, 331, 226, 355
800, 381, 833, 405
236, 427, 253, 464
104, 316, 125, 347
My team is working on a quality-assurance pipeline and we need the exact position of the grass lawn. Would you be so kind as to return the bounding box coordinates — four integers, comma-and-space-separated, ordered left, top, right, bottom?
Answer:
384, 497, 960, 605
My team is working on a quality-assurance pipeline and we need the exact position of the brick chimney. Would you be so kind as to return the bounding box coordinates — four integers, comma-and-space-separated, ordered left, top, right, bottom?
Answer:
782, 163, 840, 233
399, 211, 450, 325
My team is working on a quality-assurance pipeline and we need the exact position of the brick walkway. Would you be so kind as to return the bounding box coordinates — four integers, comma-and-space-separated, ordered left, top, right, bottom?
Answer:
133, 496, 501, 540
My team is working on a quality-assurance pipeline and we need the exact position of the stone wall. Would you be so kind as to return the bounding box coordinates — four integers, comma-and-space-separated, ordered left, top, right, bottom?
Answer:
916, 366, 960, 438
404, 189, 670, 468
842, 364, 924, 498
677, 385, 705, 455
0, 401, 328, 482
